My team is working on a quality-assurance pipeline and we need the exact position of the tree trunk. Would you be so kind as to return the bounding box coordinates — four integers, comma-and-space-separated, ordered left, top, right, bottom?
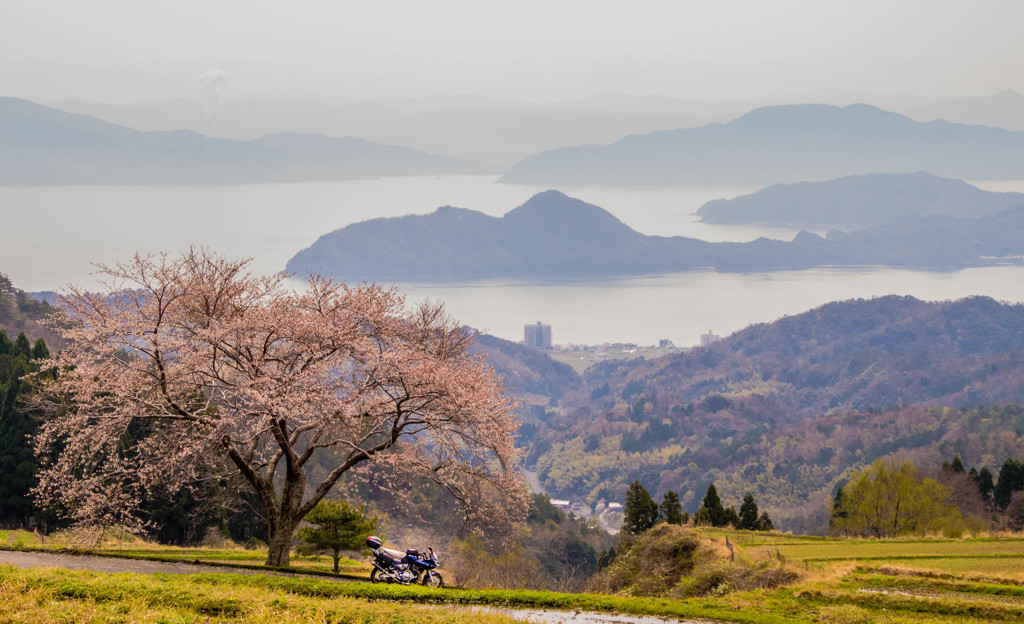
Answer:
332, 551, 340, 573
266, 523, 295, 567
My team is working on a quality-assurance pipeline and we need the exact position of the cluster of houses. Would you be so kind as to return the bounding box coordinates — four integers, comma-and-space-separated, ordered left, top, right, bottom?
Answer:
549, 497, 624, 532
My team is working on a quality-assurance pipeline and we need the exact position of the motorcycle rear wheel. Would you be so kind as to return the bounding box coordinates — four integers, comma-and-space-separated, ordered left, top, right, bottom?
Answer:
370, 568, 381, 583
422, 571, 444, 588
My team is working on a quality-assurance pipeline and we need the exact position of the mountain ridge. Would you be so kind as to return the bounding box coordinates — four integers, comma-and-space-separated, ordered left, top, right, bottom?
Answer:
500, 103, 1024, 185
286, 189, 1024, 280
0, 97, 494, 185
697, 172, 1024, 228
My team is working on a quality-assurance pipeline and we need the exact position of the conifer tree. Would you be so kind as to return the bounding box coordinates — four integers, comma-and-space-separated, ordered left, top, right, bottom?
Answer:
659, 490, 683, 525
829, 486, 848, 533
0, 336, 46, 527
976, 466, 995, 505
13, 333, 30, 358
739, 492, 760, 530
995, 460, 1024, 510
623, 480, 659, 534
696, 483, 728, 527
296, 500, 378, 573
31, 338, 48, 361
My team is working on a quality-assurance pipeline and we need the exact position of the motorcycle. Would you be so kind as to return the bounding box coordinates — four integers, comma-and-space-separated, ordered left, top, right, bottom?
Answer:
366, 536, 444, 587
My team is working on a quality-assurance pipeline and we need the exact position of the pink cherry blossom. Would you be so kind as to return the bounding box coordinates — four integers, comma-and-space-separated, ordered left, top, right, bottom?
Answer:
31, 248, 528, 566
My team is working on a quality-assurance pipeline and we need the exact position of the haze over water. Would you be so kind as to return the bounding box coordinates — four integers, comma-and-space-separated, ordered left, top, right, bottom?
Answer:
6, 175, 1024, 346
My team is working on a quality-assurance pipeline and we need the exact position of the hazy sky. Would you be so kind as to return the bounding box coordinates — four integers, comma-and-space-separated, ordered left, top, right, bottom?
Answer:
3, 0, 1023, 103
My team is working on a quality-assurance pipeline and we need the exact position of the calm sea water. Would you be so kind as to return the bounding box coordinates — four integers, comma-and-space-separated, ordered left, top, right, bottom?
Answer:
4, 175, 1024, 345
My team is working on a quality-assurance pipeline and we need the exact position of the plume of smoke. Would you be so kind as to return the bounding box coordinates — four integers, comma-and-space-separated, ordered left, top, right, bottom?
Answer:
199, 68, 226, 137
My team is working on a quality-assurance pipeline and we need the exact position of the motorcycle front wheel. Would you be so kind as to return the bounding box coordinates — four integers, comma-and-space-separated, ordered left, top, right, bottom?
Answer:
422, 571, 444, 588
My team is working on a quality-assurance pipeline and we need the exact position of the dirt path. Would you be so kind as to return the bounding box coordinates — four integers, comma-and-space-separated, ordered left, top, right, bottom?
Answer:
0, 549, 342, 579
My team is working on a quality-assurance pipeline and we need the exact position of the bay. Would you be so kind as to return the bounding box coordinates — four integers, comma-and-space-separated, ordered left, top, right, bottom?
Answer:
3, 175, 1024, 346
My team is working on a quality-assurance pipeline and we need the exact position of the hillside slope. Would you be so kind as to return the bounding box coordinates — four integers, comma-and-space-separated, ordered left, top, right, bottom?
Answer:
525, 296, 1024, 532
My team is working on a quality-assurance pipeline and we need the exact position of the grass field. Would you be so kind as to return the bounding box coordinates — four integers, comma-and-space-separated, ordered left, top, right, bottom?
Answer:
5, 528, 1024, 622
0, 529, 373, 579
718, 530, 1024, 580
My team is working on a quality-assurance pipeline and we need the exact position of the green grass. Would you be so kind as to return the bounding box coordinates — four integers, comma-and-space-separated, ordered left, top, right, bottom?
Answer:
0, 565, 519, 624
102, 546, 371, 577
6, 559, 1024, 623
0, 530, 44, 549
0, 532, 373, 579
705, 528, 1024, 581
8, 530, 1024, 621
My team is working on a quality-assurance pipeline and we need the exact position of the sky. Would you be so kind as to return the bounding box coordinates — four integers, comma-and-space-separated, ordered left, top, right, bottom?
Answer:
3, 0, 1023, 104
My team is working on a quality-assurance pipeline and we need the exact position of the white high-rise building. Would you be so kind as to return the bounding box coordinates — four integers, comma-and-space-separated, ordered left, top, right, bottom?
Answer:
700, 329, 720, 347
524, 321, 552, 349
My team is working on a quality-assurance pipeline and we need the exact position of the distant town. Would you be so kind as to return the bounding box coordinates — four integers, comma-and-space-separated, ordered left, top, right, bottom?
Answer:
521, 321, 720, 373
519, 322, 727, 532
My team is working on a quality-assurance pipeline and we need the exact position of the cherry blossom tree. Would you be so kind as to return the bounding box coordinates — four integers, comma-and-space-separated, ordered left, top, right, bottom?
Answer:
32, 249, 527, 566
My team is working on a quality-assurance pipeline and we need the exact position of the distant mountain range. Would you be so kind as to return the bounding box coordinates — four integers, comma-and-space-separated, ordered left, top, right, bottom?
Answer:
46, 91, 1024, 168
908, 89, 1024, 132
0, 97, 493, 185
500, 103, 1024, 186
286, 189, 1024, 280
47, 93, 714, 167
697, 172, 1024, 228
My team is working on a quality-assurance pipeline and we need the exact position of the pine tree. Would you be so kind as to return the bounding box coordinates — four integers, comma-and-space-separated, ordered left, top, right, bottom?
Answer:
724, 506, 740, 528
31, 338, 49, 360
623, 480, 659, 534
995, 460, 1024, 510
950, 454, 966, 474
659, 490, 683, 525
13, 333, 30, 358
697, 483, 729, 527
758, 510, 774, 531
976, 466, 995, 505
0, 337, 46, 527
296, 500, 378, 573
739, 492, 760, 530
829, 487, 848, 534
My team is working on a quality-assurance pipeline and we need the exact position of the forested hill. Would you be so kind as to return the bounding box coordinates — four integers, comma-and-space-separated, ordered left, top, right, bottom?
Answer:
580, 295, 1024, 422
470, 332, 581, 399
525, 296, 1024, 532
0, 274, 60, 348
